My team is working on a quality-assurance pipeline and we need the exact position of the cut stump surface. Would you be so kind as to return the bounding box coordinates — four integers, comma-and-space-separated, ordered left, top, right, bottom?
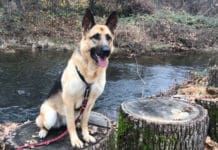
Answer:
5, 112, 115, 150
118, 98, 209, 150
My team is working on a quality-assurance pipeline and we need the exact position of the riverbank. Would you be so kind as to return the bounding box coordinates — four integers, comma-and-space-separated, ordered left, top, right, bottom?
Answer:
0, 6, 217, 56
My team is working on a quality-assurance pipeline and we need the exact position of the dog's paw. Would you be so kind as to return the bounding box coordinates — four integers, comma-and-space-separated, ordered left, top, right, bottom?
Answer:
38, 129, 48, 138
70, 136, 84, 148
83, 134, 96, 143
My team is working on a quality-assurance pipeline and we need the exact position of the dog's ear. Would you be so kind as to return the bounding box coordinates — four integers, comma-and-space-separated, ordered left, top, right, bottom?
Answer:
106, 11, 118, 34
82, 9, 95, 33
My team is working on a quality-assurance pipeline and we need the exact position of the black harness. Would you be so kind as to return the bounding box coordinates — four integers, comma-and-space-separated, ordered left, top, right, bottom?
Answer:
75, 66, 91, 110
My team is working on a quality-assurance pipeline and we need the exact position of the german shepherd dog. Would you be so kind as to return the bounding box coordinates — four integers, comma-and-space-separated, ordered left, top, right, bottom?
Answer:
35, 9, 117, 148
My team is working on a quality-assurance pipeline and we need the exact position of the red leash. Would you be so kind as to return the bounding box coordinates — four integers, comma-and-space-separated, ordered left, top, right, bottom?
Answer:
16, 99, 88, 150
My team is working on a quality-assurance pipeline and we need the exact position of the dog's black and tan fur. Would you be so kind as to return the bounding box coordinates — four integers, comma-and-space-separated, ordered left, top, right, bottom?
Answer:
35, 9, 118, 148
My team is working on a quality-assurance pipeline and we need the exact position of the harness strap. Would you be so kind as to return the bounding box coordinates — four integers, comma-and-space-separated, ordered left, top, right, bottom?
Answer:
75, 86, 90, 111
75, 66, 91, 97
75, 66, 91, 87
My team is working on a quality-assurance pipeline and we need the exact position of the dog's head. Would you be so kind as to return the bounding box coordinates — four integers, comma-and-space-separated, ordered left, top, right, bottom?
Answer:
80, 9, 118, 68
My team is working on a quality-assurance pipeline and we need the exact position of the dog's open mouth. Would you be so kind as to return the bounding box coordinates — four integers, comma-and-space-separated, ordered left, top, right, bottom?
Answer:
96, 56, 108, 67
91, 48, 109, 68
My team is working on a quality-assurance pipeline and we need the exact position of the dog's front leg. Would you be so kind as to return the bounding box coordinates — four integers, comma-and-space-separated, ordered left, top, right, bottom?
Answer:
81, 94, 97, 143
63, 93, 83, 148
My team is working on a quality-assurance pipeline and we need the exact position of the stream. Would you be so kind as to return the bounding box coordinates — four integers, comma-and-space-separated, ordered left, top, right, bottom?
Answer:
0, 51, 216, 122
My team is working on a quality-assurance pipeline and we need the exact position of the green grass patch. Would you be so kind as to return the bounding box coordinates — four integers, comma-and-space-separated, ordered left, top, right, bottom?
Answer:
151, 43, 171, 51
119, 10, 218, 28
117, 111, 133, 137
159, 10, 218, 28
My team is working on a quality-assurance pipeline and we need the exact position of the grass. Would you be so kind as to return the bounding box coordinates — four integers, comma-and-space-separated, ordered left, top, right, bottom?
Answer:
0, 8, 3, 17
116, 9, 218, 53
151, 43, 172, 51
160, 10, 218, 28
119, 9, 218, 28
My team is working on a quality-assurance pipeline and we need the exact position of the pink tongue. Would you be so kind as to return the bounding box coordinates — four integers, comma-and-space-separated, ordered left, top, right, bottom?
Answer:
97, 57, 108, 67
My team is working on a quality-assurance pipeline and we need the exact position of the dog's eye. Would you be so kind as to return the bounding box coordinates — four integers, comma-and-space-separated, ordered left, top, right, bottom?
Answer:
91, 33, 100, 40
106, 34, 112, 41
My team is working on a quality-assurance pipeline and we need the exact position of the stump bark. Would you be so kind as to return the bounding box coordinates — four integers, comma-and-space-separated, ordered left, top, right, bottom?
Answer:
5, 112, 115, 150
118, 98, 209, 150
195, 98, 218, 142
208, 66, 218, 87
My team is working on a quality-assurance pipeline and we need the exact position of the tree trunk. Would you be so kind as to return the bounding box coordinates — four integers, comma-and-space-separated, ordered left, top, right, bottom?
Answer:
195, 98, 218, 142
5, 112, 115, 150
208, 66, 218, 87
118, 98, 209, 150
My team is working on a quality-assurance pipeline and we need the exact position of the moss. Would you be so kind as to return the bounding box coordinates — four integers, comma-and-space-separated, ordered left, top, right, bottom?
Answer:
142, 127, 177, 150
117, 111, 133, 138
195, 100, 218, 142
142, 127, 154, 150
208, 105, 218, 141
159, 135, 177, 143
118, 112, 178, 150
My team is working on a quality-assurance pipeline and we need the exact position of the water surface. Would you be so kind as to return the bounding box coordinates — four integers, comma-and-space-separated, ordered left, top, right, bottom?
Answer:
0, 51, 215, 122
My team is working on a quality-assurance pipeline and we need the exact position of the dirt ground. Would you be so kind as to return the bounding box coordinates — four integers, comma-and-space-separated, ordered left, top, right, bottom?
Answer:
0, 122, 19, 149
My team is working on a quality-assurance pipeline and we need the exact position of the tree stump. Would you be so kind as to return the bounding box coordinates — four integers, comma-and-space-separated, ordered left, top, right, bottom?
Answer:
195, 98, 218, 142
118, 98, 209, 150
208, 66, 218, 88
5, 112, 115, 150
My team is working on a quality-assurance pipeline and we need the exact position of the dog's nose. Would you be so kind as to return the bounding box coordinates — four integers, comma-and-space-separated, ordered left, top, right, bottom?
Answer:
101, 45, 110, 57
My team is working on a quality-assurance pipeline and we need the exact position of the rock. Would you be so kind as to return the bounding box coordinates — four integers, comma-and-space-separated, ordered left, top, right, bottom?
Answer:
37, 39, 49, 50
17, 90, 25, 95
0, 40, 7, 49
